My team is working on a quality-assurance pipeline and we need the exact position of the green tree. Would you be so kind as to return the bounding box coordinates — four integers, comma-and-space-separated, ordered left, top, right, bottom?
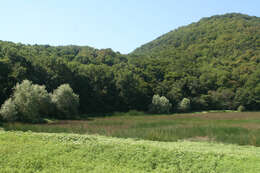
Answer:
0, 80, 51, 123
0, 98, 17, 122
51, 84, 79, 119
149, 95, 172, 114
179, 98, 191, 112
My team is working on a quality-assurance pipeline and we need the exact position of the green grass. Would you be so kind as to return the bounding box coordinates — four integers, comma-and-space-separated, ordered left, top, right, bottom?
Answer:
2, 112, 260, 146
0, 130, 260, 173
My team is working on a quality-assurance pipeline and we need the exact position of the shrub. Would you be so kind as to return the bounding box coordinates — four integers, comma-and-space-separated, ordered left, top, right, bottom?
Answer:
179, 98, 191, 112
0, 98, 17, 122
12, 80, 51, 123
237, 105, 245, 112
149, 94, 172, 114
1, 81, 80, 123
0, 80, 52, 123
51, 84, 79, 119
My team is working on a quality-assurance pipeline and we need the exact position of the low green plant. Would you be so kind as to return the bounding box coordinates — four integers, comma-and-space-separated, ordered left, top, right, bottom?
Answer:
0, 98, 17, 122
179, 98, 191, 112
237, 105, 246, 112
149, 95, 172, 114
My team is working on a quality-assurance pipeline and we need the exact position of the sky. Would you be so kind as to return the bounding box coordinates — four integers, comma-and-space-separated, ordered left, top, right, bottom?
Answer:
0, 0, 259, 54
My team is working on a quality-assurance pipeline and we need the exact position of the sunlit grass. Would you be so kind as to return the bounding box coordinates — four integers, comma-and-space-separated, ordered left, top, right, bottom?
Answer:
0, 131, 260, 173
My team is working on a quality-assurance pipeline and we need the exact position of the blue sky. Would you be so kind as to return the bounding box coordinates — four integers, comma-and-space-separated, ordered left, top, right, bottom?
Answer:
0, 0, 259, 53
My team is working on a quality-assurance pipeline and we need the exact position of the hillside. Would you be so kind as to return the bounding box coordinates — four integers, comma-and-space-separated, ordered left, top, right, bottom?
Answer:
129, 13, 260, 110
133, 13, 260, 59
0, 13, 260, 115
0, 131, 260, 172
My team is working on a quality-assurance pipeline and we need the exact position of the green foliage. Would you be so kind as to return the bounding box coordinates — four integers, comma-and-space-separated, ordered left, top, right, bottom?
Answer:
0, 98, 17, 122
51, 84, 79, 119
149, 95, 172, 114
0, 13, 260, 114
0, 80, 80, 122
131, 13, 260, 111
114, 67, 150, 111
11, 80, 51, 123
237, 105, 246, 112
191, 95, 211, 111
179, 98, 191, 112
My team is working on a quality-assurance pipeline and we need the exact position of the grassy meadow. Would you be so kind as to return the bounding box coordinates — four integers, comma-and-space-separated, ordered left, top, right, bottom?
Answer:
1, 112, 260, 172
0, 131, 260, 173
2, 112, 260, 146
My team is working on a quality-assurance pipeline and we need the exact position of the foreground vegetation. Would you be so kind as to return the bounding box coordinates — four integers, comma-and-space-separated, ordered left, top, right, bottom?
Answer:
0, 130, 260, 173
3, 112, 260, 146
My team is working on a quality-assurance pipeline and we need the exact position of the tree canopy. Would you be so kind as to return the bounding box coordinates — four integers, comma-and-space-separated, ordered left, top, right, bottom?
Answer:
0, 13, 259, 115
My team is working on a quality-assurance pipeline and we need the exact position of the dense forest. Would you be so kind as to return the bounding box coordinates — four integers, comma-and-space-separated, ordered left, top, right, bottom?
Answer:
0, 13, 259, 116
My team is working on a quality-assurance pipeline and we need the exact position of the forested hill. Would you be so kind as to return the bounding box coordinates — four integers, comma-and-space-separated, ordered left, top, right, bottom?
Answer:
0, 13, 259, 114
128, 13, 260, 110
132, 13, 260, 58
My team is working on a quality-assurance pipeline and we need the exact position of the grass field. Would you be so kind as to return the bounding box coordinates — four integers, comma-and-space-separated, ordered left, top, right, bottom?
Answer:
2, 112, 260, 146
0, 131, 260, 173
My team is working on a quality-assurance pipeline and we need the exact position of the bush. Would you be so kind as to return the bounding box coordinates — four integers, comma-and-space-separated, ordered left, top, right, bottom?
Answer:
237, 105, 245, 112
0, 98, 17, 122
12, 80, 51, 123
51, 84, 79, 119
179, 98, 191, 112
149, 95, 172, 114
1, 80, 80, 123
0, 80, 52, 123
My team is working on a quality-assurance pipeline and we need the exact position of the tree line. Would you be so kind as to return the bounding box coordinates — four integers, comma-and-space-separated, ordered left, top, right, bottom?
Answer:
0, 13, 259, 121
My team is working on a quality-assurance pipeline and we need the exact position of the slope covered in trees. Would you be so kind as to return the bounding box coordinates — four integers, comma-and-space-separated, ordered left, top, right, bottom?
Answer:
131, 13, 260, 110
0, 13, 259, 117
